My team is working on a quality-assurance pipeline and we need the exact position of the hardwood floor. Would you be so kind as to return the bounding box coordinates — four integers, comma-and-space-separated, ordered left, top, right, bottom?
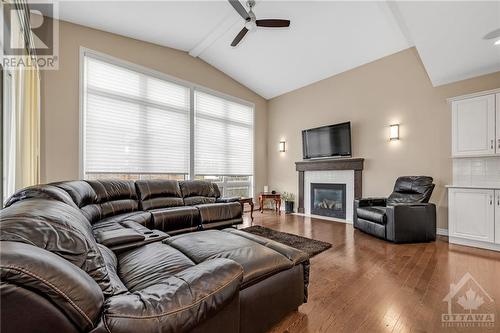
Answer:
239, 212, 500, 333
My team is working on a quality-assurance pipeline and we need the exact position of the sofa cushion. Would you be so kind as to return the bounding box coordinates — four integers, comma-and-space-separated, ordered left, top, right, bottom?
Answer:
149, 206, 200, 233
135, 180, 184, 210
116, 242, 195, 291
5, 184, 79, 209
0, 199, 113, 296
92, 212, 152, 234
387, 176, 434, 205
180, 180, 220, 198
100, 258, 242, 333
98, 244, 128, 296
165, 230, 293, 287
356, 206, 387, 224
196, 202, 242, 223
82, 180, 139, 223
184, 196, 216, 206
54, 180, 98, 208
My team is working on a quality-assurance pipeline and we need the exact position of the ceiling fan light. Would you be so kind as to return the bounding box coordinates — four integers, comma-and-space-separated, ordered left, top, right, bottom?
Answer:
494, 39, 500, 46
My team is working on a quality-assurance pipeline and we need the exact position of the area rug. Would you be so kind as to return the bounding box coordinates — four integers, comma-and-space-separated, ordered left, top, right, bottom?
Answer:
240, 225, 332, 258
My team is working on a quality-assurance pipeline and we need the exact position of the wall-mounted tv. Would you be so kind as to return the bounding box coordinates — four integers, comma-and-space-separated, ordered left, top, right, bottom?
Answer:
302, 122, 352, 159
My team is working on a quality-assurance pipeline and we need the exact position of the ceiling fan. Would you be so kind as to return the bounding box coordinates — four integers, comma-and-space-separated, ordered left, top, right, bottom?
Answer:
228, 0, 290, 47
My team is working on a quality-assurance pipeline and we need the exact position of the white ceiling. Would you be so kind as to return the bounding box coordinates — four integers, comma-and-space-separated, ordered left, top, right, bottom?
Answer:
52, 1, 500, 99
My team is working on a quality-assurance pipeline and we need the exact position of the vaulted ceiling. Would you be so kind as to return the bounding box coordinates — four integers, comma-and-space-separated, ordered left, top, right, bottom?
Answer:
51, 1, 500, 99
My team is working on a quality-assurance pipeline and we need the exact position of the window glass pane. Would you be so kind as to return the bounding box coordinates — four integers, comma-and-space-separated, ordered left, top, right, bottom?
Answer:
194, 90, 254, 176
85, 173, 187, 181
84, 55, 190, 176
224, 186, 250, 198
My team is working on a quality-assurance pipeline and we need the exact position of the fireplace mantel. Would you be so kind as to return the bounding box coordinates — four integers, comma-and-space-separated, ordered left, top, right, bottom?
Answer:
295, 158, 364, 214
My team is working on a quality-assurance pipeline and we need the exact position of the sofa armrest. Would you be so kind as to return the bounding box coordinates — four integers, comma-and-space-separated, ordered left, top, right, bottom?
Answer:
354, 197, 387, 208
385, 203, 436, 243
99, 258, 243, 333
0, 241, 104, 332
216, 196, 240, 203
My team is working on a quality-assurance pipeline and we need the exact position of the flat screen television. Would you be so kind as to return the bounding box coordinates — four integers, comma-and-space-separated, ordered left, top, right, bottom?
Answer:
302, 122, 351, 159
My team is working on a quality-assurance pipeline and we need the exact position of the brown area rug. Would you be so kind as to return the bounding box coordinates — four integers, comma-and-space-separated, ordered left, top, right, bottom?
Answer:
240, 225, 332, 258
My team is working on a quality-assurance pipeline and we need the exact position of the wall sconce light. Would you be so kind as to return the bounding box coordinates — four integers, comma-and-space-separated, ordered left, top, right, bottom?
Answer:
389, 124, 399, 141
279, 140, 286, 152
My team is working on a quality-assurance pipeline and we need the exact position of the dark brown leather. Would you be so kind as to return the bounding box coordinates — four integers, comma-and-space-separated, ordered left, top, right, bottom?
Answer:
179, 180, 220, 198
149, 206, 200, 233
184, 196, 217, 206
91, 212, 152, 234
54, 180, 98, 207
197, 202, 242, 223
0, 199, 112, 296
386, 176, 434, 205
356, 206, 387, 224
116, 242, 195, 291
100, 259, 243, 333
135, 179, 184, 210
239, 264, 304, 333
166, 230, 293, 287
1, 179, 309, 333
5, 184, 78, 209
0, 241, 104, 331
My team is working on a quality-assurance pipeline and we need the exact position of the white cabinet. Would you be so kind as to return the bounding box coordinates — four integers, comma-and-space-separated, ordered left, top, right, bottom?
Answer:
451, 94, 496, 157
448, 188, 495, 243
496, 94, 500, 154
496, 190, 500, 245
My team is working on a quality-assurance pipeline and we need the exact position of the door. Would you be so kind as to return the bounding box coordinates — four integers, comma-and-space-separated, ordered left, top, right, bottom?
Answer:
448, 188, 494, 242
496, 190, 500, 244
452, 94, 495, 157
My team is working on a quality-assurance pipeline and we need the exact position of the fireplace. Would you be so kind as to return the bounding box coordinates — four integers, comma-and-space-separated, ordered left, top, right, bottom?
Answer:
310, 183, 346, 219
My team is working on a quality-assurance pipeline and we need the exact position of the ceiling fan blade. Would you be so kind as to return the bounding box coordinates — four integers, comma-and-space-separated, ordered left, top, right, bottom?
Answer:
483, 28, 500, 40
228, 0, 250, 21
256, 19, 290, 28
231, 27, 249, 47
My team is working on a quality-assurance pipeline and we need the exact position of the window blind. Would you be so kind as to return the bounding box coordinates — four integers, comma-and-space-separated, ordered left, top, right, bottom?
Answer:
83, 55, 190, 175
194, 90, 254, 176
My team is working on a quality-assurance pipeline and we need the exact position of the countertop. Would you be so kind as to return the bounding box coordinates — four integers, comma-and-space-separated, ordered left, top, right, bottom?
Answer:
446, 184, 500, 190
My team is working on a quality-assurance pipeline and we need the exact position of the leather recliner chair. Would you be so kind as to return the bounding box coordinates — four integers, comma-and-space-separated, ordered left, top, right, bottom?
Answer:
354, 176, 436, 243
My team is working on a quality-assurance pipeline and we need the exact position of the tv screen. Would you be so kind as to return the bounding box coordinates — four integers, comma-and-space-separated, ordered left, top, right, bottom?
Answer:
302, 122, 351, 159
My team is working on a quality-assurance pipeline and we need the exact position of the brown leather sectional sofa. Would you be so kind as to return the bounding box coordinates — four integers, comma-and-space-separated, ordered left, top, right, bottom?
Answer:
0, 179, 310, 333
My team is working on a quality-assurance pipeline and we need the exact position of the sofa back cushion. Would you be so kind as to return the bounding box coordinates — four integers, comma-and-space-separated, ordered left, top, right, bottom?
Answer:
179, 181, 220, 206
387, 176, 435, 205
72, 180, 138, 224
135, 180, 184, 210
0, 199, 113, 296
4, 184, 78, 209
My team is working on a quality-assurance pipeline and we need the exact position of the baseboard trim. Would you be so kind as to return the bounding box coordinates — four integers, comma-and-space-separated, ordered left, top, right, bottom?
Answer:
436, 228, 449, 236
449, 237, 500, 252
292, 213, 353, 224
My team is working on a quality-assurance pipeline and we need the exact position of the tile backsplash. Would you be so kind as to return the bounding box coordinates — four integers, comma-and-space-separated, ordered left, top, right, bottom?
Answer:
453, 157, 500, 187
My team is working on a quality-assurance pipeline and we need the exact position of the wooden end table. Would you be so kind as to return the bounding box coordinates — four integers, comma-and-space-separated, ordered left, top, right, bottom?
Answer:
238, 197, 254, 222
259, 193, 281, 215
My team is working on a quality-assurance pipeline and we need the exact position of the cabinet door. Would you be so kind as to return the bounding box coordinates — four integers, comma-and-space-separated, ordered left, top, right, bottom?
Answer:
496, 190, 500, 244
448, 188, 494, 242
496, 94, 500, 155
452, 94, 495, 157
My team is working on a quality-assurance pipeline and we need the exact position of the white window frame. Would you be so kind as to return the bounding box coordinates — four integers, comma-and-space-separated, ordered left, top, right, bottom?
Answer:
79, 47, 255, 197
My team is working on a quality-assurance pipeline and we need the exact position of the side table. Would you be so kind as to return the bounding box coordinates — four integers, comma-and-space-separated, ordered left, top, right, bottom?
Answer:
259, 193, 281, 215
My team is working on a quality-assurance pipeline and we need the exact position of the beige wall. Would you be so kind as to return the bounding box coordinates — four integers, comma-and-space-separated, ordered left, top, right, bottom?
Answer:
40, 19, 268, 196
267, 48, 500, 229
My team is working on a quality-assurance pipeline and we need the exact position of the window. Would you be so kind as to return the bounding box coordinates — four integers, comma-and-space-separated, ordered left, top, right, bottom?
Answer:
83, 53, 190, 180
82, 50, 254, 197
194, 90, 254, 197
